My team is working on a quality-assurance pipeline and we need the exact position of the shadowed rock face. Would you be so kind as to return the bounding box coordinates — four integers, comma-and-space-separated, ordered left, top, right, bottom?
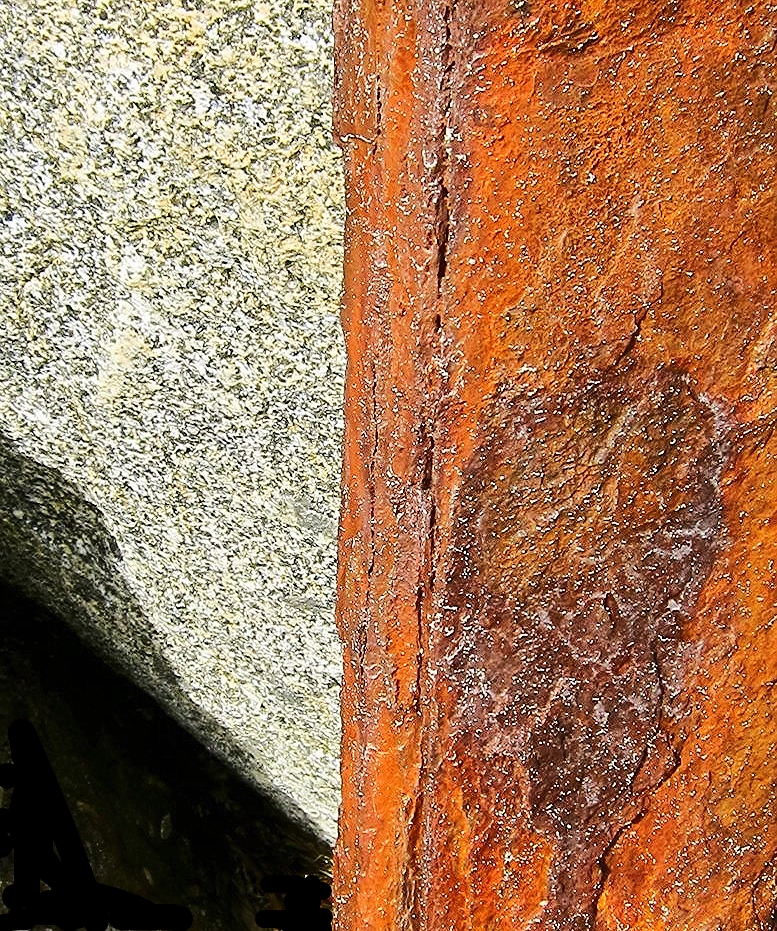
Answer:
0, 430, 339, 846
0, 0, 344, 845
0, 581, 332, 931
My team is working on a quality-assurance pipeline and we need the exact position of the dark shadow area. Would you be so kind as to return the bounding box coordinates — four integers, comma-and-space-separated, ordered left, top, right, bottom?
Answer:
0, 580, 333, 931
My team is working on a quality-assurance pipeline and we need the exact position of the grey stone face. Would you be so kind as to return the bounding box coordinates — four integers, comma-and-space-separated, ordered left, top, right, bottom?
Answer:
0, 0, 345, 844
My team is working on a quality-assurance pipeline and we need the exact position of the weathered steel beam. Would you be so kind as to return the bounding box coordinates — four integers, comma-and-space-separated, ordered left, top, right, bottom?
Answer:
332, 1, 777, 927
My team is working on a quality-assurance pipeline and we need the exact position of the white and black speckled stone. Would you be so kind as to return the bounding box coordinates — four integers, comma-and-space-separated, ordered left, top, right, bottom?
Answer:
0, 0, 344, 844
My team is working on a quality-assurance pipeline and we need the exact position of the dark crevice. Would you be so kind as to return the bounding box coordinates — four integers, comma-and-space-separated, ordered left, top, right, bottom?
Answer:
537, 17, 600, 55
602, 593, 617, 626
589, 808, 647, 928
405, 4, 456, 926
434, 184, 449, 298
608, 275, 661, 372
650, 636, 684, 784
608, 305, 647, 371
433, 0, 455, 300
421, 434, 434, 490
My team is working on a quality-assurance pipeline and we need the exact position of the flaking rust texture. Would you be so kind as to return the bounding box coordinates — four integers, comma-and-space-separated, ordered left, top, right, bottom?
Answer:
331, 0, 777, 928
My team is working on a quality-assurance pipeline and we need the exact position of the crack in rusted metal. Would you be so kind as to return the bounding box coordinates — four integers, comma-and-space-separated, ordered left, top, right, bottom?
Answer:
537, 24, 600, 55
751, 854, 777, 930
433, 1, 454, 298
608, 302, 650, 371
434, 184, 449, 297
401, 785, 424, 929
589, 635, 685, 925
402, 0, 456, 925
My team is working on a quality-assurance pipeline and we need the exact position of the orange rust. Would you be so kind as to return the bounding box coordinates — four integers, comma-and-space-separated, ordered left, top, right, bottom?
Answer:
332, 0, 777, 928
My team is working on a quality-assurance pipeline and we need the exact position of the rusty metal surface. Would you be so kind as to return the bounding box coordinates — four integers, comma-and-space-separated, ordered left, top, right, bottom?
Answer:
331, 0, 777, 927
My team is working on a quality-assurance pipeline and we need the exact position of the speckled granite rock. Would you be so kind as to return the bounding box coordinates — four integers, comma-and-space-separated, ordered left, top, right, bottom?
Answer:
0, 0, 344, 845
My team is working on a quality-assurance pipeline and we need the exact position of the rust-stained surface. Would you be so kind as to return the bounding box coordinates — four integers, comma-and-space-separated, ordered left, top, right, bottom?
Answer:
331, 0, 777, 928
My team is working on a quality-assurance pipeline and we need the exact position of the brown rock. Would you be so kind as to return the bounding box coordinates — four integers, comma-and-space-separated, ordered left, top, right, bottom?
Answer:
331, 0, 777, 928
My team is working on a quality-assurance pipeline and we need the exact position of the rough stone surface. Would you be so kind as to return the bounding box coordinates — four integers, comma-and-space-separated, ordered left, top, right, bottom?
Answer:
331, 0, 777, 927
0, 581, 333, 931
0, 0, 345, 844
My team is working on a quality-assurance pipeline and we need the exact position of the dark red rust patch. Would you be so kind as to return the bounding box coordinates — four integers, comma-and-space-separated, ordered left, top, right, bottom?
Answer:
436, 365, 732, 928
